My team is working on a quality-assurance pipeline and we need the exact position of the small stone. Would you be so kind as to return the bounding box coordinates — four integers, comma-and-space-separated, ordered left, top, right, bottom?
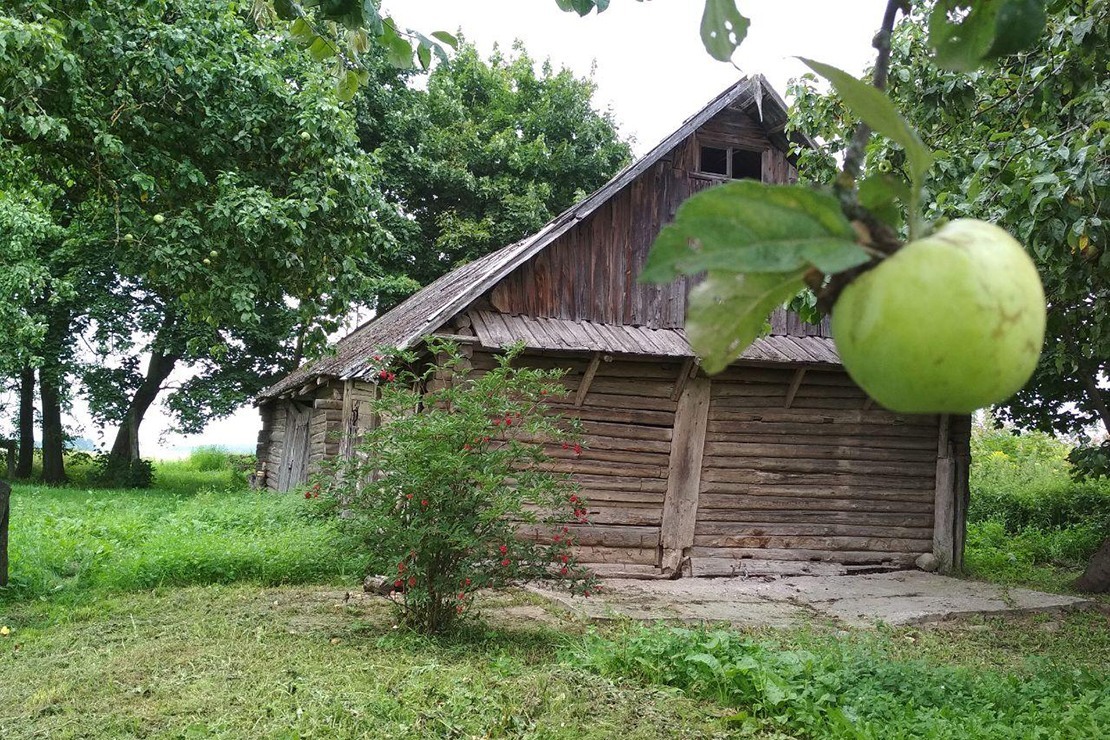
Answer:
363, 575, 396, 596
915, 553, 939, 572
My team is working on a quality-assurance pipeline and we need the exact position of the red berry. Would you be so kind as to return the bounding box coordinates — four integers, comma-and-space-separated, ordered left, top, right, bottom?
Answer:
464, 578, 472, 586
499, 545, 508, 554
421, 499, 428, 507
408, 577, 416, 587
304, 491, 311, 499
456, 605, 464, 614
501, 559, 511, 567
560, 567, 568, 575
394, 579, 403, 588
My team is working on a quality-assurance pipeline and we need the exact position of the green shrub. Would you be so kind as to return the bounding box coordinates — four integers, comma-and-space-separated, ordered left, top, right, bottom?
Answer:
187, 446, 233, 471
318, 342, 595, 634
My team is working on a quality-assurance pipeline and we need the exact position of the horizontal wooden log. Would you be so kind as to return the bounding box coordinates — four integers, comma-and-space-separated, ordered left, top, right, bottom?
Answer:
691, 534, 932, 553
699, 467, 933, 489
563, 392, 679, 412
546, 446, 669, 466
694, 521, 933, 539
580, 420, 673, 442
704, 420, 938, 438
707, 408, 938, 427
698, 486, 934, 505
704, 432, 936, 452
587, 378, 676, 398
571, 474, 668, 493
710, 395, 906, 411
703, 441, 937, 463
696, 508, 932, 527
571, 545, 659, 565
711, 367, 855, 386
518, 524, 660, 549
690, 546, 920, 566
313, 399, 344, 410
539, 460, 667, 479
553, 434, 672, 455
695, 494, 933, 514
586, 563, 666, 578
577, 488, 666, 505
540, 405, 674, 427
700, 456, 936, 477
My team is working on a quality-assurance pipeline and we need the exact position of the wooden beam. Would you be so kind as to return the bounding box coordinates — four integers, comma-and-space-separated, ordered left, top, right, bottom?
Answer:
863, 397, 876, 410
670, 357, 698, 402
575, 353, 603, 408
933, 414, 957, 572
659, 377, 712, 577
784, 368, 806, 408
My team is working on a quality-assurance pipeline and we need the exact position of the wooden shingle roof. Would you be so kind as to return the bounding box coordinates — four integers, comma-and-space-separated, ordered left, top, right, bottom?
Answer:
260, 75, 817, 400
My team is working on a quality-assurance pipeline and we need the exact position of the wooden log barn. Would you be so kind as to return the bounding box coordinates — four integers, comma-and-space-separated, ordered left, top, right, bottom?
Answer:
255, 76, 971, 578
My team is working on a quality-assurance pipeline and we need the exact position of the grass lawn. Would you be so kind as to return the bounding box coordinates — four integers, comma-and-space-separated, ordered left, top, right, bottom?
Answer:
1, 445, 1108, 738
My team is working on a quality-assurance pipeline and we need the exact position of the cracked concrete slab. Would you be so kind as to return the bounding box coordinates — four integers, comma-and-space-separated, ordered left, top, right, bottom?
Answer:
530, 571, 1094, 628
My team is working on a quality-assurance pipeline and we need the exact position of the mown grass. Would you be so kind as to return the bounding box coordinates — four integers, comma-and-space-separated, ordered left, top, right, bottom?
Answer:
2, 443, 1108, 737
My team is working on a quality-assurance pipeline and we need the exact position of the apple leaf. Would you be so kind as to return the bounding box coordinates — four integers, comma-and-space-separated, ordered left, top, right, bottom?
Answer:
800, 58, 934, 197
858, 174, 910, 231
686, 269, 807, 373
640, 181, 869, 283
928, 0, 1047, 71
701, 0, 750, 62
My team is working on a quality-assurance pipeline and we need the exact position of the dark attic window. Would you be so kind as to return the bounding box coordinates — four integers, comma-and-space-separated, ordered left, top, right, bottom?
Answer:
699, 145, 729, 176
731, 149, 763, 180
698, 144, 764, 181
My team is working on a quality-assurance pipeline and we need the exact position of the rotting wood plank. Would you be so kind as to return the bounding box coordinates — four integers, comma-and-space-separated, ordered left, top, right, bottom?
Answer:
659, 377, 712, 576
575, 352, 602, 407
690, 546, 920, 566
696, 508, 933, 527
693, 521, 934, 539
933, 414, 957, 572
518, 523, 660, 549
702, 456, 937, 477
670, 357, 697, 402
697, 486, 935, 504
580, 420, 673, 441
704, 432, 937, 452
703, 441, 937, 463
691, 533, 932, 553
700, 467, 934, 489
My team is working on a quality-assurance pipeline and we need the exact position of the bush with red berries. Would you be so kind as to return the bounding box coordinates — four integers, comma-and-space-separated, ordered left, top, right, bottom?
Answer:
318, 341, 596, 634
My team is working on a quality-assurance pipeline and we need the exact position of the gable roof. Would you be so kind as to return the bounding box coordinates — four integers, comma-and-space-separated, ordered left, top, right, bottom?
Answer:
260, 75, 818, 400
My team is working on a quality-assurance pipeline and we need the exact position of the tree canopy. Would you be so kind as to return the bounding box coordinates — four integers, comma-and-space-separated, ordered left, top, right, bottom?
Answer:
787, 0, 1109, 440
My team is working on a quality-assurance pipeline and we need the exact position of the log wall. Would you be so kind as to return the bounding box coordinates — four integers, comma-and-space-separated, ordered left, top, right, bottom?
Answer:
692, 366, 941, 572
472, 348, 681, 577
488, 107, 797, 330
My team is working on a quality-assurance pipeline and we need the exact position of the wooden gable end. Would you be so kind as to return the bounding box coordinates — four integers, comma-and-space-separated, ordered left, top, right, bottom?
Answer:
487, 105, 798, 330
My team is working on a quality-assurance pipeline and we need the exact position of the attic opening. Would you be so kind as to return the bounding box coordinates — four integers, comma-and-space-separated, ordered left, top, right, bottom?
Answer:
698, 144, 763, 181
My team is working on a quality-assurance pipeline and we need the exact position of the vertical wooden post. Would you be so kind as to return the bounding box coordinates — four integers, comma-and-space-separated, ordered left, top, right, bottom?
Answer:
933, 414, 957, 572
659, 377, 711, 577
575, 353, 602, 407
0, 480, 10, 587
340, 379, 356, 461
784, 368, 806, 408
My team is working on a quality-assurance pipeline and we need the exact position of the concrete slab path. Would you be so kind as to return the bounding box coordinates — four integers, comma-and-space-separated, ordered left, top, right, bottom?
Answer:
531, 571, 1095, 628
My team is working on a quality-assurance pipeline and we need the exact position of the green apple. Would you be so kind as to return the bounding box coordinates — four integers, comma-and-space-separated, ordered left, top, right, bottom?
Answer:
209, 250, 219, 258
203, 258, 211, 265
153, 213, 165, 225
123, 233, 134, 242
831, 219, 1046, 414
299, 131, 311, 141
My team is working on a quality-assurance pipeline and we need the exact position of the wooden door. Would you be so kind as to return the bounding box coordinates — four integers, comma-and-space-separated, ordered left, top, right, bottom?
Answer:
277, 402, 312, 492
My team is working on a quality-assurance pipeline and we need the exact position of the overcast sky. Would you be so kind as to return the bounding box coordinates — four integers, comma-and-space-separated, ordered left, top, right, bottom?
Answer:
62, 0, 892, 457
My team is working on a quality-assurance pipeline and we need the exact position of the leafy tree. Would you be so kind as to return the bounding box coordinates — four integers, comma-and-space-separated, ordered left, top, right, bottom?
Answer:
0, 0, 402, 479
360, 42, 632, 296
788, 0, 1108, 439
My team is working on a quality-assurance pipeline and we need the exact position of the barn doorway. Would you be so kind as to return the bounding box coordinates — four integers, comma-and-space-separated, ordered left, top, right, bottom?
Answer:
277, 401, 312, 492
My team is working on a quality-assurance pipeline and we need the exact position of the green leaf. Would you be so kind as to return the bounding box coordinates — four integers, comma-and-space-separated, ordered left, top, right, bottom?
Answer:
380, 22, 413, 69
273, 0, 298, 22
640, 181, 868, 283
800, 58, 933, 195
700, 0, 750, 62
987, 0, 1047, 58
858, 174, 910, 230
307, 36, 337, 62
337, 69, 361, 102
430, 31, 458, 49
686, 270, 807, 374
928, 0, 1047, 71
416, 42, 432, 70
289, 18, 315, 42
555, 0, 609, 16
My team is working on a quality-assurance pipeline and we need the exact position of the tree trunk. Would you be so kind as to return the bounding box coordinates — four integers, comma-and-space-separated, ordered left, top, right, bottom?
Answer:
1074, 537, 1110, 594
16, 366, 36, 478
108, 349, 179, 464
39, 367, 67, 484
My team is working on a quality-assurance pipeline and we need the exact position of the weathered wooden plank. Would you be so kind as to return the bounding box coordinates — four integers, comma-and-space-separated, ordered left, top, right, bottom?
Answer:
539, 459, 668, 478
706, 408, 938, 427
587, 563, 666, 578
659, 377, 712, 575
694, 494, 934, 515
694, 521, 934, 539
704, 432, 937, 452
704, 420, 938, 438
700, 467, 934, 490
580, 420, 673, 441
577, 488, 666, 505
698, 487, 935, 504
570, 474, 668, 493
703, 441, 937, 463
784, 368, 806, 408
696, 508, 933, 527
575, 352, 602, 407
702, 456, 937, 477
692, 534, 932, 553
518, 523, 660, 549
572, 545, 660, 565
542, 405, 675, 428
934, 414, 957, 572
546, 445, 669, 465
690, 546, 920, 566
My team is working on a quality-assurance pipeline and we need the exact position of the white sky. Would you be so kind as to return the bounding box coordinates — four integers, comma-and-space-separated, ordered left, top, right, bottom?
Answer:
28, 0, 892, 458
